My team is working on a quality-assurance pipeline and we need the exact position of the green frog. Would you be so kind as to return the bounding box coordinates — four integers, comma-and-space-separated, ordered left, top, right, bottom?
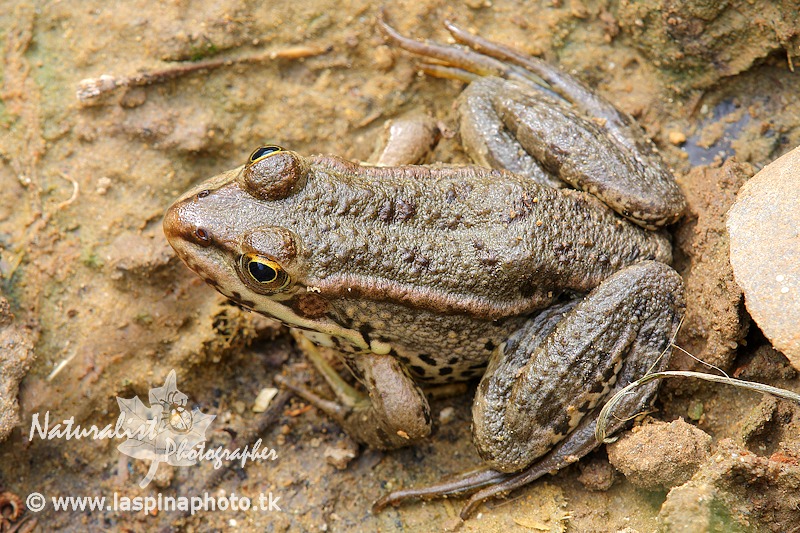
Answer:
163, 20, 686, 518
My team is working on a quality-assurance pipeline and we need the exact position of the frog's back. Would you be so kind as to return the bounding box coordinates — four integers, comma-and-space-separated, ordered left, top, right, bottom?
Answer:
288, 156, 671, 320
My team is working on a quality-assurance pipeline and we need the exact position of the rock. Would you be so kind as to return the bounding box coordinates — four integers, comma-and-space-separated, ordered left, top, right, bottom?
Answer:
658, 479, 743, 533
577, 457, 617, 491
252, 387, 279, 413
727, 145, 800, 369
323, 438, 359, 470
438, 406, 456, 425
607, 418, 712, 491
659, 439, 800, 532
0, 297, 38, 441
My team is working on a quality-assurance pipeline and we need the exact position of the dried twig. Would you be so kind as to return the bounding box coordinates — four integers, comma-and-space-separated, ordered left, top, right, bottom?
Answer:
77, 45, 333, 103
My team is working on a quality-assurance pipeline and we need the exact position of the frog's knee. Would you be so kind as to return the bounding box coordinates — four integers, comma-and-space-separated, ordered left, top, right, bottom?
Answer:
359, 353, 432, 443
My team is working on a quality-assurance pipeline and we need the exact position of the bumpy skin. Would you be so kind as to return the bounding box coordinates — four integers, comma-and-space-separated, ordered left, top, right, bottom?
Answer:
163, 22, 687, 515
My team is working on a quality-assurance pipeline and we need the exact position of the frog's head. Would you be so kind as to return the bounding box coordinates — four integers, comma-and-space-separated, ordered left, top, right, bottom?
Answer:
163, 146, 371, 350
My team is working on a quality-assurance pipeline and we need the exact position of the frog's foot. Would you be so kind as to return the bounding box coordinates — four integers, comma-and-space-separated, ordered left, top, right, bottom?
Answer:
373, 436, 587, 520
373, 466, 509, 515
275, 332, 432, 449
378, 16, 686, 228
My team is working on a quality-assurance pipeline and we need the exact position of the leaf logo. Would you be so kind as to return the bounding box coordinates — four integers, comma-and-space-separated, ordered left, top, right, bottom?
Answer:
116, 370, 215, 488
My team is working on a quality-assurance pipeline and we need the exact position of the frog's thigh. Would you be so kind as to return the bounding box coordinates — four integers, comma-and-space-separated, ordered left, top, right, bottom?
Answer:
457, 80, 562, 189
472, 261, 684, 473
352, 353, 432, 446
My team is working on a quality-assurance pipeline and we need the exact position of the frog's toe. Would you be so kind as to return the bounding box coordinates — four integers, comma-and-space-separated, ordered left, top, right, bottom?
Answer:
373, 467, 511, 514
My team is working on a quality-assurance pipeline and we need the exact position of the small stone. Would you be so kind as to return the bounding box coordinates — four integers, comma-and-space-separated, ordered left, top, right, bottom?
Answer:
95, 176, 112, 195
439, 406, 456, 425
324, 446, 357, 470
687, 400, 704, 421
323, 437, 359, 470
232, 400, 246, 415
252, 387, 278, 413
372, 45, 394, 71
727, 144, 800, 368
668, 129, 687, 145
577, 457, 616, 491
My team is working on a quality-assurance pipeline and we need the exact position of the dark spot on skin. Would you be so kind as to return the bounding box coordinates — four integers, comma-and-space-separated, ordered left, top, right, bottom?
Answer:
419, 354, 436, 366
461, 369, 479, 378
359, 324, 373, 344
589, 380, 607, 394
376, 427, 390, 447
551, 414, 573, 437
409, 365, 426, 376
232, 291, 242, 301
438, 367, 453, 376
293, 293, 329, 319
601, 359, 618, 383
469, 362, 486, 370
240, 299, 257, 309
226, 299, 250, 313
447, 357, 459, 365
378, 200, 395, 223
520, 279, 537, 299
577, 399, 593, 413
397, 355, 411, 365
395, 198, 416, 221
484, 341, 496, 352
531, 393, 568, 433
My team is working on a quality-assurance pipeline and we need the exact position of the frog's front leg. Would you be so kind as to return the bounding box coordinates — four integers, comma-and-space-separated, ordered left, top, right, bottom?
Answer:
377, 261, 684, 517
274, 333, 432, 450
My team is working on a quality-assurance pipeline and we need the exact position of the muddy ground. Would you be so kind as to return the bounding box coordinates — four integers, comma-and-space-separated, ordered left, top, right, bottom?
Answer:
1, 0, 800, 531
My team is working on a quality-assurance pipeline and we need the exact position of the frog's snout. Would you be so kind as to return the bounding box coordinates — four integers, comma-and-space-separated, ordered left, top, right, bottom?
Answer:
163, 195, 213, 253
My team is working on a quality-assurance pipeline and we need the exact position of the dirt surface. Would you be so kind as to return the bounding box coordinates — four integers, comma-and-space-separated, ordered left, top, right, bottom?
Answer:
2, 1, 800, 531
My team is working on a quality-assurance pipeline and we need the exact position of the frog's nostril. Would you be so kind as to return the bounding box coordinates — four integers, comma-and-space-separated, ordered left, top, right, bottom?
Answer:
194, 227, 212, 246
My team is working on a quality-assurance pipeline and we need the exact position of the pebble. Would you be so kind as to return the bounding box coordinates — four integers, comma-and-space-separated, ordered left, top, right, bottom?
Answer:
668, 130, 687, 145
252, 387, 278, 413
439, 406, 456, 425
727, 145, 800, 368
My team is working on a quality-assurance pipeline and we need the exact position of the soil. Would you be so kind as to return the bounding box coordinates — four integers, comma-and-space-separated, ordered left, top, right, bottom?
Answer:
1, 1, 800, 531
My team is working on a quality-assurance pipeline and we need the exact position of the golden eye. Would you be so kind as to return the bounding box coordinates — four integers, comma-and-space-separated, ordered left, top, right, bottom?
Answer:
241, 254, 291, 292
248, 145, 284, 164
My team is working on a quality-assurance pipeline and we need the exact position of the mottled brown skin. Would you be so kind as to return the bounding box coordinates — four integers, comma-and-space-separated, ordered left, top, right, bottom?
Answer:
163, 23, 687, 518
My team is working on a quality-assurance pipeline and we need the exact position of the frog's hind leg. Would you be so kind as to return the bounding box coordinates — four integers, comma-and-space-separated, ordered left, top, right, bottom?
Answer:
374, 298, 580, 512
375, 261, 684, 519
469, 261, 684, 515
379, 17, 686, 228
274, 331, 432, 450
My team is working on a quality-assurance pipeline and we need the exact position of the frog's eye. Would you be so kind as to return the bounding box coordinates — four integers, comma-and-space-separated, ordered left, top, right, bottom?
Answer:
243, 147, 308, 201
248, 145, 284, 164
240, 254, 292, 293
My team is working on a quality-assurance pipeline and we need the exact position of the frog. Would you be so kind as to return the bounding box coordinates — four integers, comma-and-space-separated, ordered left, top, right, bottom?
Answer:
162, 19, 686, 518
